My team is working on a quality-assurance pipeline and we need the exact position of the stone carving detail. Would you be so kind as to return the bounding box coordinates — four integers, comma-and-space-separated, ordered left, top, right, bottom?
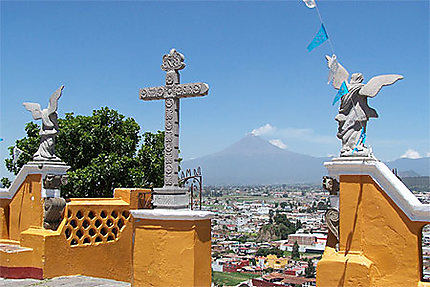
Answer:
325, 208, 340, 241
152, 194, 189, 208
326, 55, 403, 157
44, 197, 66, 230
323, 176, 340, 242
161, 49, 185, 72
23, 86, 64, 162
322, 176, 339, 195
138, 49, 209, 191
43, 174, 69, 190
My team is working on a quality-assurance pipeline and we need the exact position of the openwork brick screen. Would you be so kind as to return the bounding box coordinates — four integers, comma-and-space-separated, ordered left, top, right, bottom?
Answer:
64, 206, 130, 247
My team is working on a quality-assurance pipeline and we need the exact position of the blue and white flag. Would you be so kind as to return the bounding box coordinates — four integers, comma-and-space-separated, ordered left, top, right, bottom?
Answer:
302, 0, 316, 8
332, 81, 348, 105
12, 146, 24, 165
307, 24, 328, 52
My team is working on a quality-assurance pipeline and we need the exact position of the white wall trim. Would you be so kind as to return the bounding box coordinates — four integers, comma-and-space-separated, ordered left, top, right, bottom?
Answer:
325, 158, 430, 222
0, 163, 69, 199
130, 209, 215, 221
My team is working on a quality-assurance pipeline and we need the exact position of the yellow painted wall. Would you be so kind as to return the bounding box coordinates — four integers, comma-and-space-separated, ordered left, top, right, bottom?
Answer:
133, 219, 212, 287
8, 174, 43, 241
114, 188, 152, 209
0, 198, 11, 239
1, 172, 142, 282
317, 175, 430, 287
265, 254, 288, 269
43, 201, 134, 281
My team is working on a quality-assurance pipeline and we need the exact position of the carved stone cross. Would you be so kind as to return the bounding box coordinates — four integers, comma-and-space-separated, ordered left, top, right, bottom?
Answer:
139, 49, 209, 209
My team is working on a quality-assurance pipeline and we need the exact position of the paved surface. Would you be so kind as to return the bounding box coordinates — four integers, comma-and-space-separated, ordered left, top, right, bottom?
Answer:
0, 276, 130, 287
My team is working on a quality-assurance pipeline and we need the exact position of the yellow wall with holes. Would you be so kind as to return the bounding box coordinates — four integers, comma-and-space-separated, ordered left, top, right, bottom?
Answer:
42, 200, 134, 281
133, 218, 212, 287
316, 175, 430, 287
0, 172, 148, 282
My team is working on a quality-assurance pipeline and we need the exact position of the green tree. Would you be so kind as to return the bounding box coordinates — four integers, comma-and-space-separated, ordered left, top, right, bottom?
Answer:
0, 177, 11, 188
269, 209, 274, 224
304, 258, 315, 278
3, 107, 164, 197
295, 219, 302, 230
291, 241, 300, 260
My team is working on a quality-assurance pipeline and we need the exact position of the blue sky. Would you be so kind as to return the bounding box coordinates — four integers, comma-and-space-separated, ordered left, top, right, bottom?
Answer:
1, 0, 429, 179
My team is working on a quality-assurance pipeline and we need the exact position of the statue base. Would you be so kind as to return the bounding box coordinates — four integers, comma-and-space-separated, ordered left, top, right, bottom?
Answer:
152, 187, 189, 209
28, 160, 68, 167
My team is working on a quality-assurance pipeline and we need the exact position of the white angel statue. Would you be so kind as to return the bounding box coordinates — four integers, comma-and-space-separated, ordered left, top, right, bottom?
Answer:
326, 55, 403, 157
23, 86, 64, 161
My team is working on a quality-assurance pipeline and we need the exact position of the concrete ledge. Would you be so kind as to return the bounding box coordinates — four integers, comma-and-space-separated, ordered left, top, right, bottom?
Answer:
0, 163, 70, 199
325, 157, 430, 222
130, 209, 215, 221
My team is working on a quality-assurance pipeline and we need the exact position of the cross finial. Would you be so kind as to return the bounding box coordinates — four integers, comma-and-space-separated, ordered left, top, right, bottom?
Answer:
161, 49, 185, 72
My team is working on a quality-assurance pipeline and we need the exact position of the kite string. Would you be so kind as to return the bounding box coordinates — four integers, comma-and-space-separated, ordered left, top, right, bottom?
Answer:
315, 1, 335, 56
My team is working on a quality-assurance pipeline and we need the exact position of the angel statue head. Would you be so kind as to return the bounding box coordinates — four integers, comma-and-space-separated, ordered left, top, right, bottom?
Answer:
325, 54, 403, 157
23, 86, 64, 162
350, 73, 364, 84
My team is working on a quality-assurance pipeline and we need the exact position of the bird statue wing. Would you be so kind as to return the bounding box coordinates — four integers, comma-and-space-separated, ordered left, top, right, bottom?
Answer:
23, 102, 42, 120
359, 74, 403, 98
47, 85, 64, 114
326, 54, 349, 90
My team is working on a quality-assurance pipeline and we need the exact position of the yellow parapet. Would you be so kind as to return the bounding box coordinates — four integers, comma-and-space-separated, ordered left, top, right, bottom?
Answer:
0, 164, 151, 282
131, 209, 214, 287
317, 158, 430, 287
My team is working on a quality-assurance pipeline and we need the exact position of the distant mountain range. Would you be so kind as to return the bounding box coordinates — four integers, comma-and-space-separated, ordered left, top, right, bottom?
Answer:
181, 134, 430, 186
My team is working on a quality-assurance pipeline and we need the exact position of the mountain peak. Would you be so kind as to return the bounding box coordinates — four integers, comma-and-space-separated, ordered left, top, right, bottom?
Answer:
218, 134, 286, 156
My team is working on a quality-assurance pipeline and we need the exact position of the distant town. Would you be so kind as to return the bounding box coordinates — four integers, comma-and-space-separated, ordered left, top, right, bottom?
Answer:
202, 183, 430, 286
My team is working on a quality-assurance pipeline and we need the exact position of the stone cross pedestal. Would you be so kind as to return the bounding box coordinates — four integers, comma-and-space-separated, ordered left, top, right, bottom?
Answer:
139, 49, 209, 209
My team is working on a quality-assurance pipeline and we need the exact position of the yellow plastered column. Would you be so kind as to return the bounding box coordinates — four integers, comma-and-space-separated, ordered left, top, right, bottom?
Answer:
131, 210, 214, 287
317, 159, 430, 287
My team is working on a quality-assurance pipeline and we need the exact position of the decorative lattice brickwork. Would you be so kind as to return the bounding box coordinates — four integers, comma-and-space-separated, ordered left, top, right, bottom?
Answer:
64, 207, 130, 247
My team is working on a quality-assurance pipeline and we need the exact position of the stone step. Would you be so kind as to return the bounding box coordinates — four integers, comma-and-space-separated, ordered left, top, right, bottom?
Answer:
0, 275, 130, 286
0, 244, 32, 253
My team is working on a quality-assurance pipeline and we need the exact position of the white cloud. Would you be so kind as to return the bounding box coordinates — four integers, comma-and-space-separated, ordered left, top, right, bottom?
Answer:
251, 123, 336, 145
426, 152, 430, 158
400, 149, 422, 159
327, 153, 336, 158
269, 139, 287, 149
251, 124, 276, 136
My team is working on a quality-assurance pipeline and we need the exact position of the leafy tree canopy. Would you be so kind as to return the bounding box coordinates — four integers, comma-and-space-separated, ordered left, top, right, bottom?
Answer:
3, 107, 164, 198
291, 241, 300, 260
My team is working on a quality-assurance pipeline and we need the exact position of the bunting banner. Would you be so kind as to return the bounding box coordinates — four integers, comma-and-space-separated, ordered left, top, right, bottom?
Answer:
352, 128, 367, 154
302, 0, 316, 8
307, 24, 328, 52
332, 81, 348, 105
12, 146, 24, 165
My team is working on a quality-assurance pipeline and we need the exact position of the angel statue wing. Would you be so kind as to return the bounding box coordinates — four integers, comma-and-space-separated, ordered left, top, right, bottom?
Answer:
326, 54, 349, 90
23, 102, 42, 120
47, 85, 64, 114
359, 74, 403, 98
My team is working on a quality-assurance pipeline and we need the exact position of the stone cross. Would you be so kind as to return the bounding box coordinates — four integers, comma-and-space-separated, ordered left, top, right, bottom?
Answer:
139, 49, 209, 209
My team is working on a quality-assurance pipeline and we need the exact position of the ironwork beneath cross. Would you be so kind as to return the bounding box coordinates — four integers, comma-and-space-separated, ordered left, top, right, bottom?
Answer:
139, 49, 209, 209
